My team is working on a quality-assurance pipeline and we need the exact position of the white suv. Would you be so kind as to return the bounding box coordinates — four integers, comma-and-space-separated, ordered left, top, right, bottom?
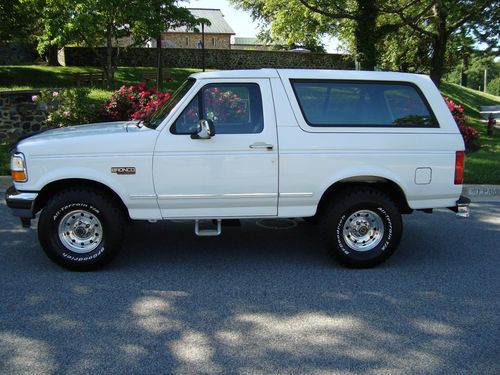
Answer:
6, 69, 470, 270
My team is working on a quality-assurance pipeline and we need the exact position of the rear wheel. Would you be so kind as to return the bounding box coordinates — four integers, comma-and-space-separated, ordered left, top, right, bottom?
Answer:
38, 188, 126, 271
320, 188, 403, 268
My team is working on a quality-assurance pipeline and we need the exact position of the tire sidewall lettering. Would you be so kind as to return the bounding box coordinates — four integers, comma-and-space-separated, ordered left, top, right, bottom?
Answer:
376, 207, 393, 252
53, 203, 100, 221
336, 214, 350, 255
62, 247, 105, 262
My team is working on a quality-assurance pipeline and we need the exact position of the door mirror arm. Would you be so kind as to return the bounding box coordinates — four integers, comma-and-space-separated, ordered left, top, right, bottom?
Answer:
191, 119, 216, 139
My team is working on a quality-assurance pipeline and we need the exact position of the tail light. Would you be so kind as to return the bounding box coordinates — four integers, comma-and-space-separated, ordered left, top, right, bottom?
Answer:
454, 151, 464, 185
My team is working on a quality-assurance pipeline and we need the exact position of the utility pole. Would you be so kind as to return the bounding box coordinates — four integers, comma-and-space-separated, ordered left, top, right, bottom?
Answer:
201, 22, 205, 72
484, 67, 488, 93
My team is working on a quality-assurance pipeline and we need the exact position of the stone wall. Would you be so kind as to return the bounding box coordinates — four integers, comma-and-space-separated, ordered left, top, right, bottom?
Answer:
0, 90, 46, 141
59, 47, 354, 70
0, 43, 37, 65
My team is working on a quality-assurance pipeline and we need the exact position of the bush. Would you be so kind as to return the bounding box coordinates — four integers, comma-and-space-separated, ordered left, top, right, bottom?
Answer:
100, 83, 171, 122
443, 96, 480, 150
33, 88, 97, 127
488, 77, 500, 96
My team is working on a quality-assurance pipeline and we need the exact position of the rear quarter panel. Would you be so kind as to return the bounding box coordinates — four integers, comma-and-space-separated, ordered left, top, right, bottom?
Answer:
271, 71, 464, 216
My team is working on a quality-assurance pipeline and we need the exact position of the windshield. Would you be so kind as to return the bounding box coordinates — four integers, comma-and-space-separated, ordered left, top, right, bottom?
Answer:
144, 78, 196, 129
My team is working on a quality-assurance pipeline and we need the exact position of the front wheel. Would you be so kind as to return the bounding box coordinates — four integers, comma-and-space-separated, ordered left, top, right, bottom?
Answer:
320, 188, 403, 268
38, 188, 126, 271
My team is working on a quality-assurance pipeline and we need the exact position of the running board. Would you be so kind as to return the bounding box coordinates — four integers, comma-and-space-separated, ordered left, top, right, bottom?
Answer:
195, 219, 222, 236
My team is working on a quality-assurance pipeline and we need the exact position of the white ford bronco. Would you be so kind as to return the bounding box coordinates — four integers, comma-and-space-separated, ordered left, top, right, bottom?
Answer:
6, 69, 470, 270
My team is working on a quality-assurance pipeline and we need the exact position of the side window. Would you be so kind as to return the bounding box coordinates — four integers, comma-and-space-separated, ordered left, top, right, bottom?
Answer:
202, 84, 263, 134
172, 95, 200, 134
291, 80, 437, 128
384, 86, 435, 126
172, 83, 264, 134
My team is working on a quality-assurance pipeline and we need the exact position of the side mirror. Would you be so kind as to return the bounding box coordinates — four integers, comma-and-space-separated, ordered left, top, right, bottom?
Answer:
191, 119, 215, 139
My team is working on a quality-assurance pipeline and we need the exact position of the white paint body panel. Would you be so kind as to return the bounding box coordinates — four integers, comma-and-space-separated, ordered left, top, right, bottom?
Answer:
153, 78, 278, 218
15, 69, 464, 220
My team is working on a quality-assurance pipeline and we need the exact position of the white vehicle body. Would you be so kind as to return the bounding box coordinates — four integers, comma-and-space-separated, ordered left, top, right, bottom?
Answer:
6, 69, 469, 270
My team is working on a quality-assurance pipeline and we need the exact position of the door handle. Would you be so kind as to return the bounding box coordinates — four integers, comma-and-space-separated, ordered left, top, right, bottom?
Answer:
249, 142, 274, 150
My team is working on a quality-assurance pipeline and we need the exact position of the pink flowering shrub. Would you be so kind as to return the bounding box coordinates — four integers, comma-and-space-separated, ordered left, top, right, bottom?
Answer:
33, 88, 96, 127
101, 83, 171, 121
443, 97, 480, 150
203, 87, 248, 123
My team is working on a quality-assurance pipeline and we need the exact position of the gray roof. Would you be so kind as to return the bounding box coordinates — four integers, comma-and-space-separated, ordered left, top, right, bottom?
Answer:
169, 8, 235, 34
233, 37, 270, 45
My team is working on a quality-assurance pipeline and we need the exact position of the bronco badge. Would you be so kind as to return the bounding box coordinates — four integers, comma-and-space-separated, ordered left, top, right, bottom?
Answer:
111, 167, 136, 175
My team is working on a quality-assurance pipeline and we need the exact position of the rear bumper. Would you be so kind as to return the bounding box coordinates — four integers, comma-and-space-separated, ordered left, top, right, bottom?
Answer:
448, 195, 471, 218
5, 185, 38, 219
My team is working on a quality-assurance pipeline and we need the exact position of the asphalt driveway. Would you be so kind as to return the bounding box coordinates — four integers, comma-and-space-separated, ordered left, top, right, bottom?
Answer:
0, 195, 499, 374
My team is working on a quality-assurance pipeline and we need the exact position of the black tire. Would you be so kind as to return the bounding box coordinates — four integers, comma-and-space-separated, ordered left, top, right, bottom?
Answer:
320, 188, 403, 268
38, 188, 126, 271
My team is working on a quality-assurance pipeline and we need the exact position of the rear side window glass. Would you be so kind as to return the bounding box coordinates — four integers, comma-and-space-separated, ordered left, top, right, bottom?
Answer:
291, 80, 438, 128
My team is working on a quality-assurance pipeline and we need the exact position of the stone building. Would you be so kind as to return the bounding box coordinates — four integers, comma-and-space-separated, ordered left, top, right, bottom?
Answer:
148, 8, 235, 50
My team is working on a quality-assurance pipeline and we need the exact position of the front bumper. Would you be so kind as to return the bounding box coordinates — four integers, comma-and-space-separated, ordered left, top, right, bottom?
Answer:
448, 195, 471, 218
5, 185, 38, 220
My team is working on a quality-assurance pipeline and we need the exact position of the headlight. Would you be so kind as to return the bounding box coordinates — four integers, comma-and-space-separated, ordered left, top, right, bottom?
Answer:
11, 153, 28, 182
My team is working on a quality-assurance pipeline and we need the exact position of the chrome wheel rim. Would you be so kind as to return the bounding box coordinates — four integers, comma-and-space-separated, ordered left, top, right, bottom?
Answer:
58, 210, 103, 253
342, 210, 384, 252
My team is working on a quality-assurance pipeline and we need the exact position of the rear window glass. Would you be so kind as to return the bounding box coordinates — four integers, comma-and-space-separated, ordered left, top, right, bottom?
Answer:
291, 80, 437, 128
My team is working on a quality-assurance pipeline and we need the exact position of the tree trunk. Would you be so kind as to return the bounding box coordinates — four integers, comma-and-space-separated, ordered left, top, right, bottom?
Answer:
47, 45, 60, 66
355, 0, 378, 70
156, 33, 162, 88
461, 52, 469, 87
105, 22, 115, 90
429, 1, 448, 85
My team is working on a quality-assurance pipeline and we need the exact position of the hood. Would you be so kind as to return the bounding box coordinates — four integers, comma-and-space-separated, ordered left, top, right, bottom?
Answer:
13, 121, 149, 150
14, 120, 158, 157
33, 121, 142, 138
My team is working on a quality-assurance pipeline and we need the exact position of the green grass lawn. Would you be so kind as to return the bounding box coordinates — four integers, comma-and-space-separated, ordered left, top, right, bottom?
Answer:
0, 65, 199, 90
0, 66, 499, 184
440, 82, 500, 184
0, 65, 200, 103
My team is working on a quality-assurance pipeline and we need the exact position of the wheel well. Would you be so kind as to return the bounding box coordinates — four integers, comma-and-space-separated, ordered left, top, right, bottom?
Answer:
316, 177, 412, 217
33, 179, 130, 219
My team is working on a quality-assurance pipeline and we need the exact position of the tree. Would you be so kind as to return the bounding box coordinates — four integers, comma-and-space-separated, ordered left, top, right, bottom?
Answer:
446, 52, 499, 90
231, 0, 400, 70
383, 0, 498, 85
39, 0, 147, 88
0, 0, 38, 42
132, 1, 202, 88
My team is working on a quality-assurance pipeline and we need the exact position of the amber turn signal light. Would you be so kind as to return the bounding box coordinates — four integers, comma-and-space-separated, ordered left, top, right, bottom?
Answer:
11, 170, 27, 182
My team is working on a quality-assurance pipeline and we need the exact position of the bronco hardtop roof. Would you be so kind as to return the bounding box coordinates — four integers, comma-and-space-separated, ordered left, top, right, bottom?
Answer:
189, 68, 431, 84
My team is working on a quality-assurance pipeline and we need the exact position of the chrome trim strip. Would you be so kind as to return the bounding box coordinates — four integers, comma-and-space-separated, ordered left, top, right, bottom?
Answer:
279, 192, 314, 197
131, 192, 313, 200
157, 193, 278, 200
6, 191, 38, 202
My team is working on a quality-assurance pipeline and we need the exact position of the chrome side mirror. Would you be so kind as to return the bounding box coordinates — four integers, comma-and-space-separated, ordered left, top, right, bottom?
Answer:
191, 119, 215, 139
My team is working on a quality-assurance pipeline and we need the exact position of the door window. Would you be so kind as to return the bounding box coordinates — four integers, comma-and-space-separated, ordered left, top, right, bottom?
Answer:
172, 83, 264, 134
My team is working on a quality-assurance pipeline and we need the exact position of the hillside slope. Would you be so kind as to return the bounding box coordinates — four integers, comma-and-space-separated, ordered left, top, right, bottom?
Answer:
440, 82, 500, 184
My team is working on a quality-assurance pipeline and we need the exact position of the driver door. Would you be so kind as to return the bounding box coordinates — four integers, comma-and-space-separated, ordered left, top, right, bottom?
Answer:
153, 79, 278, 218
